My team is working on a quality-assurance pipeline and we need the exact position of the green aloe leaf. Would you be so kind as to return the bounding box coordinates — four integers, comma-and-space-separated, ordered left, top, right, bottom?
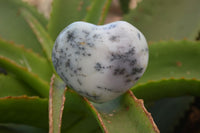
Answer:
61, 90, 158, 133
0, 96, 48, 129
48, 0, 91, 40
0, 39, 53, 82
0, 56, 49, 97
131, 40, 200, 133
0, 92, 100, 133
88, 90, 159, 133
0, 82, 159, 132
0, 0, 47, 56
0, 74, 37, 97
84, 0, 112, 24
49, 75, 67, 133
61, 90, 100, 133
21, 9, 54, 62
133, 78, 200, 102
123, 0, 200, 41
132, 40, 200, 100
135, 40, 200, 85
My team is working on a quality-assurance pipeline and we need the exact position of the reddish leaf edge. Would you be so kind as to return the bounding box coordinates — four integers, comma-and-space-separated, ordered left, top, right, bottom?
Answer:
21, 8, 54, 63
0, 56, 49, 97
132, 77, 200, 102
128, 90, 160, 133
84, 90, 160, 133
49, 75, 54, 133
84, 97, 109, 133
0, 95, 44, 100
98, 0, 112, 25
0, 38, 46, 61
49, 74, 67, 133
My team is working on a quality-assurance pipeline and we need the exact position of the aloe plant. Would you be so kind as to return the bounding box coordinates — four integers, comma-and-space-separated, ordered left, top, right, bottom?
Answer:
0, 0, 200, 133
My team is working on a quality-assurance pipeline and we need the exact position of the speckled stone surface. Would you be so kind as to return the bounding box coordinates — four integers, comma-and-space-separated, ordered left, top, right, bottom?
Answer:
52, 21, 148, 103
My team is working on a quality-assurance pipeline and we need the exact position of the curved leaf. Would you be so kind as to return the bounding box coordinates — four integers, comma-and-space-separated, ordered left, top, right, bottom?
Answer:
136, 40, 200, 85
0, 85, 159, 133
133, 78, 200, 102
130, 40, 200, 133
0, 74, 37, 97
84, 0, 112, 24
48, 0, 91, 40
123, 0, 200, 41
61, 89, 100, 133
0, 56, 49, 98
0, 96, 48, 129
0, 83, 100, 133
49, 75, 66, 133
0, 39, 53, 82
88, 90, 159, 133
0, 0, 47, 56
21, 9, 54, 62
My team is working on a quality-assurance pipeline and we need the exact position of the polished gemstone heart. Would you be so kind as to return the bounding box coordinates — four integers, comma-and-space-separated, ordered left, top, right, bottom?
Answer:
52, 21, 148, 103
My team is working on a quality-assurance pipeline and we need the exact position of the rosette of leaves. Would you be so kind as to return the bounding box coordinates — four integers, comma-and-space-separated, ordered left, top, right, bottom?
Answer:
0, 0, 200, 133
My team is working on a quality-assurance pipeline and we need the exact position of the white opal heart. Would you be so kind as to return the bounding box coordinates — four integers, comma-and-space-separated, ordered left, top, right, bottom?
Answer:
52, 21, 148, 103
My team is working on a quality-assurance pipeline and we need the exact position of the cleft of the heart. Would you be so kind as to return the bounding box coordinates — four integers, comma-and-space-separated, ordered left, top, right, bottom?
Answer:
52, 21, 149, 103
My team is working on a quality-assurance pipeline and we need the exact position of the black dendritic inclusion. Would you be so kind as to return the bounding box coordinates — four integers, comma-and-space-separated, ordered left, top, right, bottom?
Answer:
53, 41, 66, 72
67, 30, 75, 42
103, 24, 117, 30
60, 72, 68, 82
113, 68, 125, 75
109, 36, 120, 42
82, 30, 97, 47
94, 62, 104, 71
82, 30, 90, 37
93, 34, 100, 39
131, 68, 143, 75
65, 59, 72, 70
137, 32, 141, 40
96, 86, 121, 93
52, 50, 65, 73
135, 77, 140, 80
94, 62, 111, 72
66, 30, 92, 57
77, 90, 100, 101
125, 79, 132, 83
55, 29, 94, 85
109, 47, 144, 82
54, 41, 58, 51
77, 79, 82, 85
110, 47, 135, 64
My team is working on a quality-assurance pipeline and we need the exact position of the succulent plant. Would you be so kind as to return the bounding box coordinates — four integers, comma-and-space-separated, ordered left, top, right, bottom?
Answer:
0, 0, 200, 133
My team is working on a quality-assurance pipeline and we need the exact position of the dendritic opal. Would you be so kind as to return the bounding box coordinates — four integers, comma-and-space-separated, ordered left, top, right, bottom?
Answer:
52, 21, 148, 103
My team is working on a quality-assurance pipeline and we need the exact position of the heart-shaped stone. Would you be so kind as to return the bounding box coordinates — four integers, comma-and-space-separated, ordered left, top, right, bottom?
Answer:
52, 21, 148, 103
